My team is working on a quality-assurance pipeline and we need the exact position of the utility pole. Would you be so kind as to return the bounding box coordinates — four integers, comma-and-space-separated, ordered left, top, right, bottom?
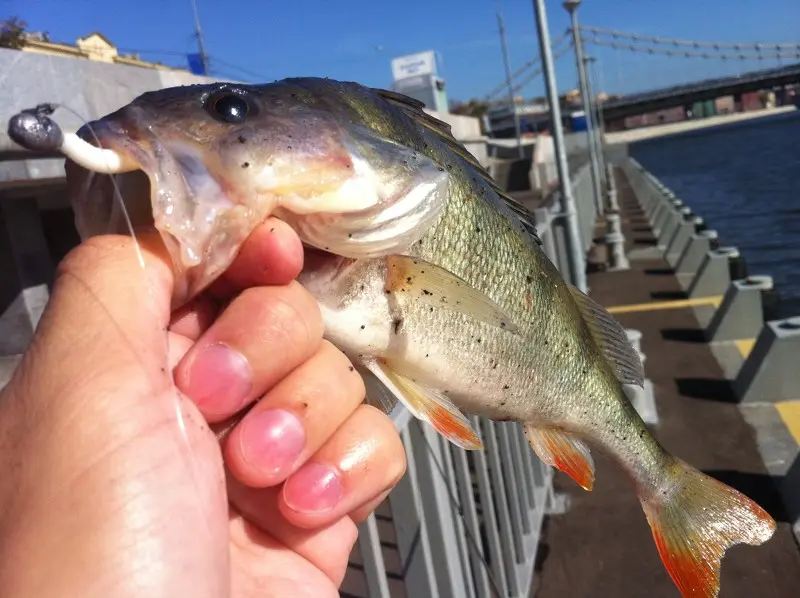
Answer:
564, 0, 604, 216
584, 55, 606, 186
531, 0, 587, 292
496, 10, 524, 158
190, 0, 209, 75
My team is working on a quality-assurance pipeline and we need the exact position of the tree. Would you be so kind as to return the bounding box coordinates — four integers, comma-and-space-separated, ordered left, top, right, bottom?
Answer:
451, 98, 490, 120
0, 16, 28, 49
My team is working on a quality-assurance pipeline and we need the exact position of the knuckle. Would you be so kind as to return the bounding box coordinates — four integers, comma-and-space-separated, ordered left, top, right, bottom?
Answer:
384, 433, 407, 486
267, 295, 316, 350
56, 236, 116, 279
360, 405, 406, 484
287, 281, 323, 333
238, 286, 317, 351
56, 234, 172, 294
319, 341, 366, 400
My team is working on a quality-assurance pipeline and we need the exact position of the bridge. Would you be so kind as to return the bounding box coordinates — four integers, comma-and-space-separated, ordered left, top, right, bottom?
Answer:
484, 21, 800, 135
599, 63, 800, 123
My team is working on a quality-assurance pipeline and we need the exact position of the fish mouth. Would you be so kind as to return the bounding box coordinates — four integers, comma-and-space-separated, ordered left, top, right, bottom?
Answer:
67, 109, 264, 306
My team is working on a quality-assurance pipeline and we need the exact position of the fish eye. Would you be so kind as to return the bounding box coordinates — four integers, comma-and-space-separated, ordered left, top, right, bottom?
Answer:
206, 92, 251, 124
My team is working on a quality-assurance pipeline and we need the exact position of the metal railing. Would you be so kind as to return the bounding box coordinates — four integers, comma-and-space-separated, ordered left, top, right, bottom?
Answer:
344, 158, 601, 598
530, 160, 596, 285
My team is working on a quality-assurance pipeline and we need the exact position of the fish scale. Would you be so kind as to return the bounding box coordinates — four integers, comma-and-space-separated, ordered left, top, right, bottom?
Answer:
42, 76, 776, 598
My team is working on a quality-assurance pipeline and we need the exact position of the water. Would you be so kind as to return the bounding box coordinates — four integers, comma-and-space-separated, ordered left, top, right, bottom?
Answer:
631, 110, 800, 320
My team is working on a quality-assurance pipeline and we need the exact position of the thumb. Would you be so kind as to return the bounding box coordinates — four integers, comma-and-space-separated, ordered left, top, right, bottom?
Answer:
10, 233, 177, 411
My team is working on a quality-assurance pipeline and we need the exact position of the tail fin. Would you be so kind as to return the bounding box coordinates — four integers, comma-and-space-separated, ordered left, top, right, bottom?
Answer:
641, 461, 776, 598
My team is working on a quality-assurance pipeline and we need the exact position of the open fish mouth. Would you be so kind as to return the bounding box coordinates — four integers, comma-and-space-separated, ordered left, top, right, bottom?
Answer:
66, 112, 263, 305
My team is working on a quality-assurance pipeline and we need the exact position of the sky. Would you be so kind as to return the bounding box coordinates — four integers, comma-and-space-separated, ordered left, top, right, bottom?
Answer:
9, 0, 800, 102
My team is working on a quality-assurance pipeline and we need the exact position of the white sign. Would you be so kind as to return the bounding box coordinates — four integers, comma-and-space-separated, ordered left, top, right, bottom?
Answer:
391, 50, 437, 82
393, 75, 429, 92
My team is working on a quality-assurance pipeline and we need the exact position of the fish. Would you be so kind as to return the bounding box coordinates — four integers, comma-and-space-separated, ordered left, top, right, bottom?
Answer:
36, 77, 774, 598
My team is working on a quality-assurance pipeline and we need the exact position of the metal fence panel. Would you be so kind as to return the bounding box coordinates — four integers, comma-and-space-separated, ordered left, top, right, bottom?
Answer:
410, 421, 471, 597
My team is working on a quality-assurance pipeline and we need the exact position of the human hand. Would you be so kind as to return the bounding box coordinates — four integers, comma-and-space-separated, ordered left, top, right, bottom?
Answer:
0, 219, 406, 598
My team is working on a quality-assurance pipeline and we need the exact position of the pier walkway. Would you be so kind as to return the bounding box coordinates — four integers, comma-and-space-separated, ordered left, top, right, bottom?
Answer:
533, 167, 800, 597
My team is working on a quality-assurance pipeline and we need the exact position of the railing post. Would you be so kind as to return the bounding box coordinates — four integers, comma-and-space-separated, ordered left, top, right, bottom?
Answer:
605, 212, 630, 271
409, 421, 470, 597
532, 0, 588, 292
389, 427, 439, 598
357, 515, 391, 598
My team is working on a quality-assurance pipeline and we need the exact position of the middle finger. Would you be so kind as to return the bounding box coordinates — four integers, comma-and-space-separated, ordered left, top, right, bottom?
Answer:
223, 340, 366, 487
174, 281, 323, 422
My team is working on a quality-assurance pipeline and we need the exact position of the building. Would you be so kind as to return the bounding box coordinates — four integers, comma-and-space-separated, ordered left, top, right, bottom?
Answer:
389, 50, 449, 113
18, 30, 189, 72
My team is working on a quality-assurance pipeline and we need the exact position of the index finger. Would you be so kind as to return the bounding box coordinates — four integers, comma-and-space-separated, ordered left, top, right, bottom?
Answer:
207, 217, 304, 299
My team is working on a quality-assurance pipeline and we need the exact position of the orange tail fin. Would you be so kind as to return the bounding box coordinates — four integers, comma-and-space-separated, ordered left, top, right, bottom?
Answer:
641, 461, 776, 598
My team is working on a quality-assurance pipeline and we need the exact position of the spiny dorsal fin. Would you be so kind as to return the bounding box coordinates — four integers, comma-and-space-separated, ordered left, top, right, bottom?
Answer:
501, 195, 541, 240
567, 284, 645, 387
373, 87, 542, 246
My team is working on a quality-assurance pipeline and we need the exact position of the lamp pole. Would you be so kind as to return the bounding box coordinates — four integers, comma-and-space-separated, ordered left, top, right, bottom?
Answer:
531, 0, 587, 291
564, 0, 604, 215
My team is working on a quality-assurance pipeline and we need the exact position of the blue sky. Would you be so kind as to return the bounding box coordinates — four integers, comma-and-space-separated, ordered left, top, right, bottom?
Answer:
11, 0, 800, 102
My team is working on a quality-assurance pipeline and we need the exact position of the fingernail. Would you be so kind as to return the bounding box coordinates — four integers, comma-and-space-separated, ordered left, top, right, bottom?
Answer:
239, 409, 306, 478
283, 462, 343, 514
183, 343, 252, 415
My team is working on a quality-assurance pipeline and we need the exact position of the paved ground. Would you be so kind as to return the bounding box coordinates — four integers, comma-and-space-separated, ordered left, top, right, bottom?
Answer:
533, 169, 800, 598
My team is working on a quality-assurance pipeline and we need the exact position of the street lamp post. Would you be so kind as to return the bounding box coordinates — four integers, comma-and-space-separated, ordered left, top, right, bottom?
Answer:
497, 11, 525, 158
531, 0, 587, 292
564, 0, 604, 216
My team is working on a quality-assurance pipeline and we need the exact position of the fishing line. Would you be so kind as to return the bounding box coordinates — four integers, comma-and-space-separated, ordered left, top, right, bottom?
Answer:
416, 420, 504, 598
7, 96, 216, 544
49, 102, 146, 270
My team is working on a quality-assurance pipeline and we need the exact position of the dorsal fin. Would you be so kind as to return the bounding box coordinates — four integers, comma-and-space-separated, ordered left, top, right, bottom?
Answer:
567, 284, 645, 387
373, 87, 541, 246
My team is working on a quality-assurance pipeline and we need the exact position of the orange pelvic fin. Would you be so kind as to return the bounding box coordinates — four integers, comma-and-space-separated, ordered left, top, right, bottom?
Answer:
523, 424, 595, 491
364, 358, 483, 450
641, 461, 776, 598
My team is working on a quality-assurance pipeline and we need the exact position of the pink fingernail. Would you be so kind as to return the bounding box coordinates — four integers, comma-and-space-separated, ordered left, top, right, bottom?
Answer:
182, 343, 252, 416
283, 462, 343, 513
239, 409, 306, 478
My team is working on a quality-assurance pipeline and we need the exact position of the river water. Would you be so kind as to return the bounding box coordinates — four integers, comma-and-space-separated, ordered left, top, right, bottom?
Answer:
630, 110, 800, 320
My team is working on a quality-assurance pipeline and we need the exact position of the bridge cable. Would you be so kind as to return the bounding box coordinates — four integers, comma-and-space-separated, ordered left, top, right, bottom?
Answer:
580, 34, 800, 61
578, 25, 800, 52
485, 28, 572, 99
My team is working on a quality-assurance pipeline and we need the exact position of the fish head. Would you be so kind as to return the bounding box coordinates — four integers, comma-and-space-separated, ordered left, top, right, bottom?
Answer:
66, 80, 450, 305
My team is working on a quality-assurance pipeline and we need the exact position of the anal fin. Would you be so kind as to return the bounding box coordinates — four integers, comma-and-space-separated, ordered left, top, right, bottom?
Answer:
365, 358, 483, 450
523, 424, 595, 491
